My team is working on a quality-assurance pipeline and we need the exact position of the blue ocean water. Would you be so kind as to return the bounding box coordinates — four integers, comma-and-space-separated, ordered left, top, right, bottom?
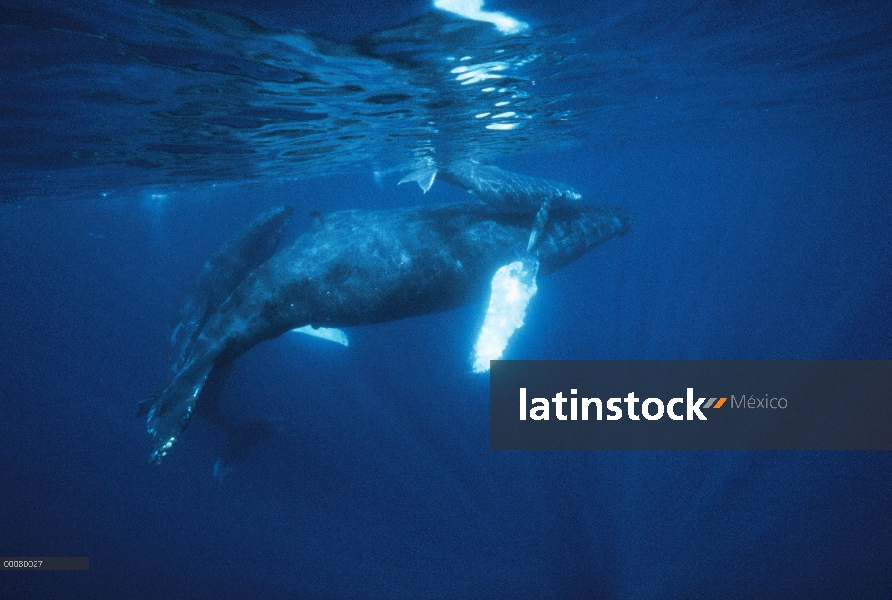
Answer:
1, 1, 891, 598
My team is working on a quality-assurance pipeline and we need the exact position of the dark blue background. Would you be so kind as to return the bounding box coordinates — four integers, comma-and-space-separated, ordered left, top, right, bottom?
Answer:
1, 1, 891, 598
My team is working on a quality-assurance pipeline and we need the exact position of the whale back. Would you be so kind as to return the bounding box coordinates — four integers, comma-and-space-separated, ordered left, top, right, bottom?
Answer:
234, 201, 635, 334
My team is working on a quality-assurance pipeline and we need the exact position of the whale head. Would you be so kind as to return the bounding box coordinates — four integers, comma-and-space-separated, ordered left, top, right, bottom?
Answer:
535, 203, 635, 274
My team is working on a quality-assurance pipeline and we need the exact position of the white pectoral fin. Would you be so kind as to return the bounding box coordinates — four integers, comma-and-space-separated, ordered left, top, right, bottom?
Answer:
471, 258, 539, 373
291, 325, 349, 347
398, 168, 438, 193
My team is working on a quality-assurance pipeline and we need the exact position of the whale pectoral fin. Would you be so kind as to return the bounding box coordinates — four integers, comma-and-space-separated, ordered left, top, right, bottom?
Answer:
398, 167, 438, 193
291, 325, 349, 347
526, 198, 552, 253
472, 257, 539, 373
145, 359, 214, 465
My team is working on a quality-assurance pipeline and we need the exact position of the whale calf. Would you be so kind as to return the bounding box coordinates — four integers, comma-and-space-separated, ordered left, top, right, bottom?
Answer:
141, 190, 634, 465
401, 159, 582, 212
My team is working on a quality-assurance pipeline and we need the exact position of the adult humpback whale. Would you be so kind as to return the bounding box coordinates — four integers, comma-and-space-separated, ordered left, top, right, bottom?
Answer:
141, 172, 634, 465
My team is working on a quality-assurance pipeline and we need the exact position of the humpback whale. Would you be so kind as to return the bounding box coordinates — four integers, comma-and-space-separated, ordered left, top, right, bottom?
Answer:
141, 173, 634, 466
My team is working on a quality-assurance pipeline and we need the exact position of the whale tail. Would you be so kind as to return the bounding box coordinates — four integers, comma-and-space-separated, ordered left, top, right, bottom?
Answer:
398, 166, 438, 193
142, 358, 215, 464
141, 205, 295, 465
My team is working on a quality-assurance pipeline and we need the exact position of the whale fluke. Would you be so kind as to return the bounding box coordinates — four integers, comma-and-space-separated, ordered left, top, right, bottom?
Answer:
144, 205, 295, 464
145, 360, 213, 464
398, 167, 438, 193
